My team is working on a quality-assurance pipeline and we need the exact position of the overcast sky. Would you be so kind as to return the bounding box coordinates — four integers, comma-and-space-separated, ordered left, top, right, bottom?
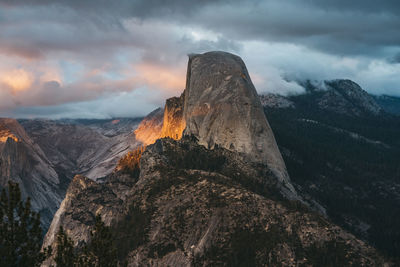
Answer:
0, 0, 400, 118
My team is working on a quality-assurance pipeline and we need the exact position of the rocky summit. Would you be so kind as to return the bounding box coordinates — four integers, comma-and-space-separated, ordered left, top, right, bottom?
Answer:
42, 52, 390, 266
300, 79, 383, 116
183, 52, 293, 193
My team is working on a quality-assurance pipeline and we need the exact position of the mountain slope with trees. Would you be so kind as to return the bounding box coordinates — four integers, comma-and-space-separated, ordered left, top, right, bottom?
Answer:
263, 80, 400, 260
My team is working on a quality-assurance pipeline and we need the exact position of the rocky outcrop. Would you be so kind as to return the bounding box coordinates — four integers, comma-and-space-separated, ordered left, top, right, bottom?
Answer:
183, 51, 295, 196
42, 173, 129, 248
160, 92, 186, 141
134, 93, 186, 146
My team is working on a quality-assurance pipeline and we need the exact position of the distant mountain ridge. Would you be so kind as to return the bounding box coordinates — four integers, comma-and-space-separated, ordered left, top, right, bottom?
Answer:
296, 79, 383, 116
263, 79, 400, 118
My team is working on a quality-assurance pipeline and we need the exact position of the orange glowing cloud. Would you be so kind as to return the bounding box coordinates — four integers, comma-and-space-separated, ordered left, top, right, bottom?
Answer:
135, 63, 185, 92
1, 68, 34, 93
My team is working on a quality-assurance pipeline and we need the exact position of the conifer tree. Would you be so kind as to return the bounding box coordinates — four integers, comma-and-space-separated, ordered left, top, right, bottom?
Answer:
54, 215, 118, 267
87, 214, 118, 267
54, 226, 76, 266
0, 181, 46, 266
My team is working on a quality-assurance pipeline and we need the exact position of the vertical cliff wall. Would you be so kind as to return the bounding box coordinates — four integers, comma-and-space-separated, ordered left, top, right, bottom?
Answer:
160, 92, 186, 141
182, 51, 294, 194
134, 93, 186, 146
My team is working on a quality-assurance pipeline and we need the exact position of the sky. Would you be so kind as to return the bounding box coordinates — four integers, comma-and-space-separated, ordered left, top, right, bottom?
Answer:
0, 0, 400, 119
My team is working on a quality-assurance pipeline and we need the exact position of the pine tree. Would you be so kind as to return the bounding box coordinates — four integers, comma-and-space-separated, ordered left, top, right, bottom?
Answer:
54, 215, 118, 267
87, 214, 118, 267
54, 226, 76, 266
0, 181, 46, 266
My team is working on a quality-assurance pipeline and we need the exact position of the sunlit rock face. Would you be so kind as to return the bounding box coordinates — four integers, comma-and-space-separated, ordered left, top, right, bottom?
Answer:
134, 108, 164, 145
0, 118, 29, 143
134, 93, 186, 146
183, 51, 295, 195
160, 92, 186, 141
0, 129, 19, 143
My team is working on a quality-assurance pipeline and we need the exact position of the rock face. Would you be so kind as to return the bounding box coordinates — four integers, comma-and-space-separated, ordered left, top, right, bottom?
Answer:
160, 92, 186, 141
134, 108, 164, 145
183, 52, 294, 196
42, 173, 129, 248
0, 118, 64, 228
134, 93, 186, 146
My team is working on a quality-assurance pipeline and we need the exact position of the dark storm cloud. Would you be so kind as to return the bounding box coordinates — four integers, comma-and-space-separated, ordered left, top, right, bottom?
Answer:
304, 0, 400, 14
186, 1, 400, 57
390, 52, 400, 64
2, 0, 399, 57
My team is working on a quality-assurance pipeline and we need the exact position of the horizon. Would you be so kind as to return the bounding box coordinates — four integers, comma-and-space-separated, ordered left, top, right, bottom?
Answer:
4, 82, 400, 120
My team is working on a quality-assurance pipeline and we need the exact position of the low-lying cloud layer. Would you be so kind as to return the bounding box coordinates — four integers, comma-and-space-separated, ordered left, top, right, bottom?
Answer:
0, 0, 399, 118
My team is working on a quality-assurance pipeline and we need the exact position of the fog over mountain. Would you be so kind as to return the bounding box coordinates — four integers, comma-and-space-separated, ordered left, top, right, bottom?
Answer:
0, 0, 400, 118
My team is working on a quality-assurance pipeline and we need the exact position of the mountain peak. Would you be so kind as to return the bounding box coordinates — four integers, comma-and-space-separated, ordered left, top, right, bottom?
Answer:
296, 79, 383, 116
183, 51, 296, 197
135, 51, 297, 198
323, 79, 382, 115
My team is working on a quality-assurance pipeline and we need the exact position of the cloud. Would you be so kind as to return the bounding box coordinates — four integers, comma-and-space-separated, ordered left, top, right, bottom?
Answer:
0, 0, 399, 118
389, 52, 400, 64
0, 68, 34, 93
135, 62, 186, 92
241, 41, 400, 96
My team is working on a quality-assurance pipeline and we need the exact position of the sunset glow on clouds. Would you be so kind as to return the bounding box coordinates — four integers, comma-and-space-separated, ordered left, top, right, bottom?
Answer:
1, 69, 34, 93
0, 1, 399, 118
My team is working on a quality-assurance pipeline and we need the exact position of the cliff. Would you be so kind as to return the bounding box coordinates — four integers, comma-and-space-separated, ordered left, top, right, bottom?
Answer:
134, 92, 186, 146
0, 118, 63, 228
183, 52, 295, 196
134, 108, 164, 145
160, 92, 186, 140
